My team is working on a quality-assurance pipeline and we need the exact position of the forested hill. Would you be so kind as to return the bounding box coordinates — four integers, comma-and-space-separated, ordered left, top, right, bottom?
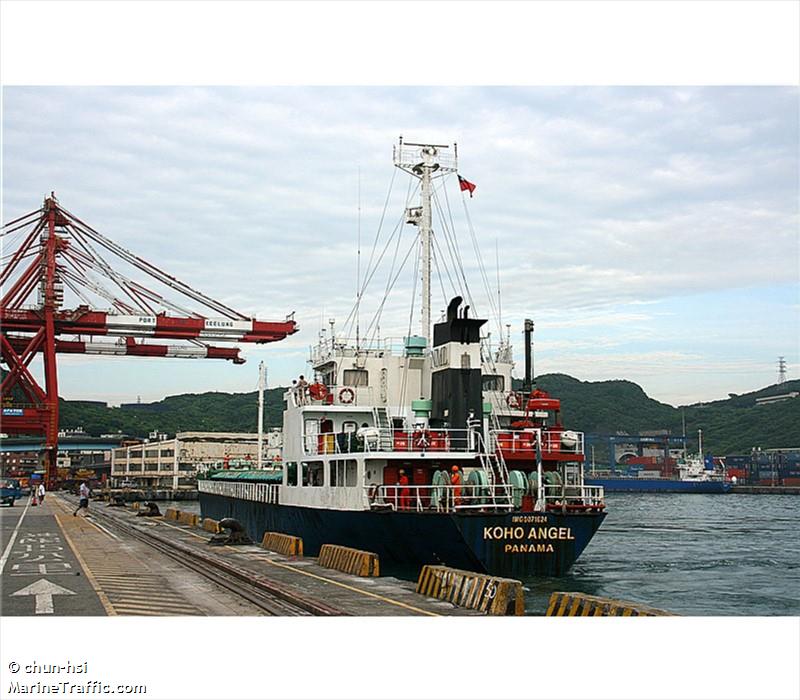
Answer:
527, 374, 800, 454
54, 375, 800, 455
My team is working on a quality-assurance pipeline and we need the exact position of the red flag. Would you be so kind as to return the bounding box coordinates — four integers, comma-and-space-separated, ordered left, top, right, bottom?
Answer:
458, 175, 476, 197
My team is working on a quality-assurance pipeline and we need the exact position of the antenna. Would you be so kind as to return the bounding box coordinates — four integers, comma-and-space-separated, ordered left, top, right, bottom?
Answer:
394, 137, 457, 346
356, 166, 362, 351
257, 361, 266, 469
778, 356, 787, 385
496, 237, 502, 334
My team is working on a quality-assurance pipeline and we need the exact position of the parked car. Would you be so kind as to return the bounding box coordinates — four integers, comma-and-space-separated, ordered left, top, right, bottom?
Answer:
0, 478, 22, 506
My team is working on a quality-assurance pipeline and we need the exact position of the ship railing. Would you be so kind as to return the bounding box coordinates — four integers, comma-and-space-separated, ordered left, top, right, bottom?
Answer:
309, 336, 412, 364
541, 483, 605, 509
490, 429, 584, 456
305, 428, 481, 456
365, 483, 515, 513
197, 479, 280, 504
290, 384, 377, 409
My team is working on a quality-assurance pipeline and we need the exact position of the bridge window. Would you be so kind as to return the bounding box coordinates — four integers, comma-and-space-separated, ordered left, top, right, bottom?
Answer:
286, 461, 298, 486
343, 369, 368, 387
482, 375, 505, 391
302, 461, 324, 487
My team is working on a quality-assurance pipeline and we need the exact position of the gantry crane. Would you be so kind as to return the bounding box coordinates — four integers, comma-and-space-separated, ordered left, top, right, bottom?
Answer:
1, 194, 297, 488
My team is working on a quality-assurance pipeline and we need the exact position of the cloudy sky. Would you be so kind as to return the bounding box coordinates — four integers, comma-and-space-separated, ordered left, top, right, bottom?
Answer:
2, 86, 798, 407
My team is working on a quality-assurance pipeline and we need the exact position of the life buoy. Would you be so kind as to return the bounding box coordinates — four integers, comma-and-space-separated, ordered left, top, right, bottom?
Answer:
413, 429, 431, 449
308, 383, 328, 401
506, 392, 521, 409
338, 387, 355, 404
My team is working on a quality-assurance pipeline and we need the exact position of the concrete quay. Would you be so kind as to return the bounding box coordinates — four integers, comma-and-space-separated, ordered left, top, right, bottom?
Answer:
2, 494, 482, 617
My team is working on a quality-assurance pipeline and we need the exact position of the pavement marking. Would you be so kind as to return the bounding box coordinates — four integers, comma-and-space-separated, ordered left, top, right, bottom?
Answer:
238, 550, 440, 617
0, 497, 32, 574
157, 520, 208, 540
54, 513, 117, 616
85, 517, 120, 540
10, 578, 76, 614
53, 497, 204, 617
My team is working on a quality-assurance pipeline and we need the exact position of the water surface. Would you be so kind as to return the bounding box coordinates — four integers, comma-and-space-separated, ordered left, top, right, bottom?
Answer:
523, 493, 800, 615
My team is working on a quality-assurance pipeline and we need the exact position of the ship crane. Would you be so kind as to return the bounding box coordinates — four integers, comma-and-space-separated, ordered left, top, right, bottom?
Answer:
1, 195, 297, 488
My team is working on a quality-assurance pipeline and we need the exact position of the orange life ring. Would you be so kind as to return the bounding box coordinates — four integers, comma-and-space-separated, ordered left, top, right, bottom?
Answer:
308, 383, 328, 400
338, 387, 355, 404
506, 392, 521, 409
413, 429, 431, 449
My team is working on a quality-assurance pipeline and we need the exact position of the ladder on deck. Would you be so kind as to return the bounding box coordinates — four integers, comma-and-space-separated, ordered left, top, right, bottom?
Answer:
372, 406, 394, 451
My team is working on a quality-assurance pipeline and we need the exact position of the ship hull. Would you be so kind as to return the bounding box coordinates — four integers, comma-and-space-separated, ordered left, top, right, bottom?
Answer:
200, 493, 605, 578
585, 477, 731, 494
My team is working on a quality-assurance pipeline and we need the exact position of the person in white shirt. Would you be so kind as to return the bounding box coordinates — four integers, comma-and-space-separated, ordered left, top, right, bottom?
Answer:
37, 482, 45, 503
73, 481, 90, 516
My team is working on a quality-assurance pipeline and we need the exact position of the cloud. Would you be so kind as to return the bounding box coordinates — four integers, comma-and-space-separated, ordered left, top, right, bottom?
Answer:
2, 86, 797, 405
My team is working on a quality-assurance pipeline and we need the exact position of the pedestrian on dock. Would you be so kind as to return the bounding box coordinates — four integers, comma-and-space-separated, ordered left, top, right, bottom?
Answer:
73, 481, 90, 517
37, 482, 46, 503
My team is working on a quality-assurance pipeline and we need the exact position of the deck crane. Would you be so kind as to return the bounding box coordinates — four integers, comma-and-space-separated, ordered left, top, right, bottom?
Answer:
1, 194, 297, 488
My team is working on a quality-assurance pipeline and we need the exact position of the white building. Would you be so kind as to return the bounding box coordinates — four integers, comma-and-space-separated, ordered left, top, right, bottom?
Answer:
111, 431, 278, 490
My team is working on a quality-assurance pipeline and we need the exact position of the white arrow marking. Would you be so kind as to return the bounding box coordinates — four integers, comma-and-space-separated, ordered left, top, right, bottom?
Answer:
11, 578, 76, 614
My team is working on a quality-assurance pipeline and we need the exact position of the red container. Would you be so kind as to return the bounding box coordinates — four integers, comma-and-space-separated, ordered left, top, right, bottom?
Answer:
782, 477, 800, 486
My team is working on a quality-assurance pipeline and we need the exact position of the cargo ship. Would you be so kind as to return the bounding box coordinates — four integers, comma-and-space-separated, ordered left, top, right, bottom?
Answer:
199, 139, 606, 578
585, 430, 731, 493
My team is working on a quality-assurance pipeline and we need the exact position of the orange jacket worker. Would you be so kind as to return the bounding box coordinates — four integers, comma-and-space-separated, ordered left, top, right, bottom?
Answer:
451, 465, 462, 506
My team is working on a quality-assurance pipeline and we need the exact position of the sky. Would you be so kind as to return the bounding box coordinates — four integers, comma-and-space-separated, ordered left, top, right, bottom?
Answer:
2, 86, 798, 407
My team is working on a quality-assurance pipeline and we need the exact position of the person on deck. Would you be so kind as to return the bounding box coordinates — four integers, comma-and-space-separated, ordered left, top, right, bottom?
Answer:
398, 469, 411, 511
451, 465, 462, 507
297, 375, 309, 405
37, 482, 46, 503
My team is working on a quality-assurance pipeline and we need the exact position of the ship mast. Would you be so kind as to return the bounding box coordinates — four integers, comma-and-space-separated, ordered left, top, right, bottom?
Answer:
394, 137, 457, 345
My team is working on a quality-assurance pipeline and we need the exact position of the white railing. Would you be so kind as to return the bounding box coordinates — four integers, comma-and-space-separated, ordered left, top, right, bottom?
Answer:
490, 429, 585, 456
198, 479, 280, 504
541, 483, 605, 509
363, 480, 604, 513
303, 428, 480, 456
365, 483, 515, 513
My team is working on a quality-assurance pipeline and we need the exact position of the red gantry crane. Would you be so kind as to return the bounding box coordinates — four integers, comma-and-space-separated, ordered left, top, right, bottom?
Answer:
1, 194, 297, 488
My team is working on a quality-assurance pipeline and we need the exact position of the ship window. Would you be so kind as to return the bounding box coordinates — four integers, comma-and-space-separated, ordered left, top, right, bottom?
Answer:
345, 459, 358, 486
343, 369, 368, 387
330, 460, 344, 487
342, 421, 357, 433
482, 375, 505, 391
286, 461, 298, 486
302, 461, 324, 487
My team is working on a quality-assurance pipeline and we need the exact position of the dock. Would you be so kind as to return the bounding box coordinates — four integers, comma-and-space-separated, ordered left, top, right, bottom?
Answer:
1, 494, 484, 617
731, 485, 800, 495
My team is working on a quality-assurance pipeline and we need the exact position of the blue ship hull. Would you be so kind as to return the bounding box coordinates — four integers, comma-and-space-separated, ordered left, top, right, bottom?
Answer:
199, 493, 605, 579
585, 477, 731, 494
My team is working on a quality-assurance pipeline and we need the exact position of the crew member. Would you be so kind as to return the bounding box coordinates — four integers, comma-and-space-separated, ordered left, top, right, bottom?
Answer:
398, 469, 411, 511
451, 465, 462, 507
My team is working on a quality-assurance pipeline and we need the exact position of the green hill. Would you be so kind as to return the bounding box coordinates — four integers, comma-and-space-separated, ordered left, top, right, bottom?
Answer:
519, 374, 800, 454
50, 375, 800, 456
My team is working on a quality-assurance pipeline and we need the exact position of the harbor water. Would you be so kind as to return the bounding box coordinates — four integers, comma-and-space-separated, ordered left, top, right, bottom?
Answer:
524, 493, 800, 615
184, 495, 798, 616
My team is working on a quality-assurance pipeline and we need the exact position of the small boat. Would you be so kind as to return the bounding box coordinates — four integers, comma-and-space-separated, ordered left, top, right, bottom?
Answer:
199, 139, 606, 578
